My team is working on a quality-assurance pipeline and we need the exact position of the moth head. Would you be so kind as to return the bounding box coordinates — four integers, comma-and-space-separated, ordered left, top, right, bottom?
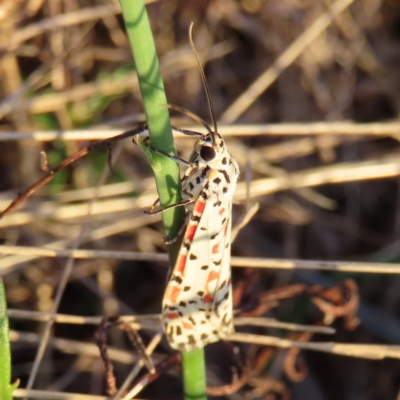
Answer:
197, 132, 225, 162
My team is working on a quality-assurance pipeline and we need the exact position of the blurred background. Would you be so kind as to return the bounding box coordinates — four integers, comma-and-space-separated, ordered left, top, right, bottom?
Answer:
1, 0, 400, 399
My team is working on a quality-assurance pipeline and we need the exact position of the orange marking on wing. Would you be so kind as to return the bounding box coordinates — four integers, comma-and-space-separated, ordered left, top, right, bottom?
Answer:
224, 222, 229, 235
182, 321, 194, 330
166, 313, 180, 320
186, 224, 198, 241
185, 200, 205, 241
194, 200, 206, 214
219, 207, 225, 215
177, 255, 187, 274
203, 294, 213, 303
212, 242, 220, 254
167, 286, 181, 303
207, 270, 220, 284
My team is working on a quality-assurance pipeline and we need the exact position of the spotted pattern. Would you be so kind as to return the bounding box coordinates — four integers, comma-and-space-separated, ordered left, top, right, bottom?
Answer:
160, 130, 240, 352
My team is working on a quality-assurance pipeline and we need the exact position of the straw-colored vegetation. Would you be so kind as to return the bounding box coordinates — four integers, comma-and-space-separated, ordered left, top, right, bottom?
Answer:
1, 0, 400, 399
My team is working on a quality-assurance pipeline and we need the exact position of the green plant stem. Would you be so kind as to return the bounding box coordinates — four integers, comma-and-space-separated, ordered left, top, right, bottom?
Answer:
119, 0, 182, 244
182, 349, 207, 400
0, 279, 19, 400
118, 1, 206, 399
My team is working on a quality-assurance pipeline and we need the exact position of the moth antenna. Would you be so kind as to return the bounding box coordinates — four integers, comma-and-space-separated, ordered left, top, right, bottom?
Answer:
163, 104, 211, 135
189, 22, 218, 141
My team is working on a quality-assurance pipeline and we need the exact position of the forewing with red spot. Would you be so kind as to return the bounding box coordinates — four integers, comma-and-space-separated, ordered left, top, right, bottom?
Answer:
162, 160, 237, 352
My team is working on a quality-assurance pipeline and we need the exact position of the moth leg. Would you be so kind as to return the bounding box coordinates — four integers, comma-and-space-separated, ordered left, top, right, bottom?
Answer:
146, 197, 160, 214
144, 192, 195, 215
164, 211, 192, 245
142, 137, 190, 166
171, 125, 204, 137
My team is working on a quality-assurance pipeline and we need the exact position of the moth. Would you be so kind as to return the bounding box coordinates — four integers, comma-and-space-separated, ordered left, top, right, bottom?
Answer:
136, 23, 240, 351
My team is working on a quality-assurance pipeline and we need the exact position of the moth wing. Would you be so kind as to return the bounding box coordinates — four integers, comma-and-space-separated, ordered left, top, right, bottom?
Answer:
208, 200, 234, 336
162, 191, 233, 351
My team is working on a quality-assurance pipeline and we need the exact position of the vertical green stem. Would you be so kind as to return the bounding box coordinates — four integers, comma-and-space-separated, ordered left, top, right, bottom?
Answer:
182, 349, 207, 400
119, 0, 182, 243
0, 279, 19, 400
118, 1, 207, 399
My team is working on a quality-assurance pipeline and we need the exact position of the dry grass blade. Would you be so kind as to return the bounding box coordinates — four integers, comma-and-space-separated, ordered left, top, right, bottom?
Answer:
235, 152, 400, 200
12, 389, 111, 399
9, 330, 136, 364
230, 333, 400, 360
2, 121, 400, 141
3, 245, 400, 274
7, 309, 334, 334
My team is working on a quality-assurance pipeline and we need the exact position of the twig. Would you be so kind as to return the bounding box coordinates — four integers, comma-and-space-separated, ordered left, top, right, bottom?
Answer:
120, 346, 176, 400
206, 367, 251, 396
0, 127, 141, 219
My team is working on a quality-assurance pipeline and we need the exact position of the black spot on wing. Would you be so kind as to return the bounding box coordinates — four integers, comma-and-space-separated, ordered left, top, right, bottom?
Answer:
213, 177, 222, 185
188, 335, 196, 344
189, 253, 198, 260
172, 276, 182, 284
200, 191, 209, 200
191, 214, 201, 222
201, 165, 210, 178
219, 169, 231, 184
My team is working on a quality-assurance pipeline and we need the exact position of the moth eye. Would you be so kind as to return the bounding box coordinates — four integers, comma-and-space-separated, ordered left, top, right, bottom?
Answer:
200, 146, 216, 161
